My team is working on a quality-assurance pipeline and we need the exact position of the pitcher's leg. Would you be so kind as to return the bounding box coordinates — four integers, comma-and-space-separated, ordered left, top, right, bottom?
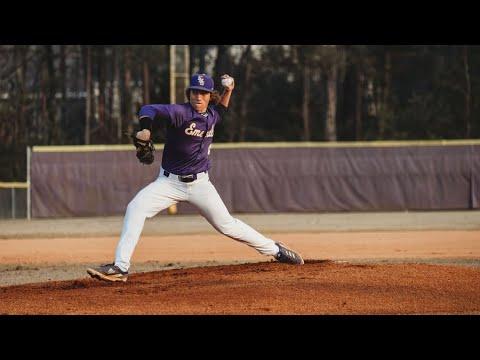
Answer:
189, 180, 279, 256
114, 178, 181, 271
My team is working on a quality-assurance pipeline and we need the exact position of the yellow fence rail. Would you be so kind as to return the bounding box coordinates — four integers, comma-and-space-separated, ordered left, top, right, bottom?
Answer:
0, 182, 29, 189
32, 139, 480, 153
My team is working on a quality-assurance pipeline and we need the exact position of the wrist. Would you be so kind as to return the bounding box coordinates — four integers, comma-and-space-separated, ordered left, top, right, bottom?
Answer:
139, 116, 153, 131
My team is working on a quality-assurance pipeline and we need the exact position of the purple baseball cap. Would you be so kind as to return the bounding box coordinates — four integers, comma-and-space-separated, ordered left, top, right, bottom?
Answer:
187, 73, 214, 93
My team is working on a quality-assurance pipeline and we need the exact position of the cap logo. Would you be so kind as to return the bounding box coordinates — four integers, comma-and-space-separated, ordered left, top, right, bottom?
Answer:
198, 75, 205, 86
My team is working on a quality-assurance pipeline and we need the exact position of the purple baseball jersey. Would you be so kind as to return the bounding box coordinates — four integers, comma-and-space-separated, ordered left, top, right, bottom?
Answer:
139, 103, 226, 175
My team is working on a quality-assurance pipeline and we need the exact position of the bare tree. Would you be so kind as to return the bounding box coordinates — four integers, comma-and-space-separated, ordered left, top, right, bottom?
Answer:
295, 45, 346, 141
325, 58, 338, 141
143, 46, 150, 104
199, 45, 207, 73
323, 45, 346, 142
302, 59, 311, 141
463, 45, 471, 138
112, 46, 122, 142
214, 45, 229, 79
237, 45, 252, 141
123, 46, 133, 134
355, 65, 364, 140
84, 45, 92, 145
13, 47, 23, 147
188, 45, 196, 75
378, 49, 392, 139
45, 45, 59, 144
294, 45, 313, 141
98, 46, 106, 130
59, 45, 67, 145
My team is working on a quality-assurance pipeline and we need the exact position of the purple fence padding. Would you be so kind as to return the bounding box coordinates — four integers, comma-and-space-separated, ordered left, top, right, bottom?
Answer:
31, 145, 480, 218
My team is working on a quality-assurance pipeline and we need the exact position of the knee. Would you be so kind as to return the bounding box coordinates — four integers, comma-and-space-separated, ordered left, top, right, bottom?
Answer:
216, 217, 237, 236
125, 199, 153, 221
126, 198, 141, 214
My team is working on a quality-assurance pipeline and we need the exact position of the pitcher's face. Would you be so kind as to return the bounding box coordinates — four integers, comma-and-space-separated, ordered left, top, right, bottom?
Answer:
189, 89, 211, 113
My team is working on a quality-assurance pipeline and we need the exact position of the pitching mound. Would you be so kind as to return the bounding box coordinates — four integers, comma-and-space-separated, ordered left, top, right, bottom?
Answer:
0, 260, 479, 314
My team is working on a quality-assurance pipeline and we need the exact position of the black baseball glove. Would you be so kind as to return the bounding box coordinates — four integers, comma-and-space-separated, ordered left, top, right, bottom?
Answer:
130, 133, 155, 165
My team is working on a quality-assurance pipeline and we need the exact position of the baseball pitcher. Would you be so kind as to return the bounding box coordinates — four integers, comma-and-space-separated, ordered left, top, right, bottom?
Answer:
87, 73, 304, 282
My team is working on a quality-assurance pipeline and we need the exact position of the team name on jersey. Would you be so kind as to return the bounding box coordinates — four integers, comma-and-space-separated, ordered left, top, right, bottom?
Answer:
185, 122, 215, 138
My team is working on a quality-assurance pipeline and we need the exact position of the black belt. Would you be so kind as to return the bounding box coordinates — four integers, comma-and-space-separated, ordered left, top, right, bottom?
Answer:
164, 170, 204, 183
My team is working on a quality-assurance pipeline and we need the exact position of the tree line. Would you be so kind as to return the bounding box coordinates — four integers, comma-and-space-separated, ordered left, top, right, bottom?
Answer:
0, 45, 478, 181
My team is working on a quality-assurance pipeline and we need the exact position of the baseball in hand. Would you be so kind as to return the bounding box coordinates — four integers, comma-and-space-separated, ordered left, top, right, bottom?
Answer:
221, 76, 234, 87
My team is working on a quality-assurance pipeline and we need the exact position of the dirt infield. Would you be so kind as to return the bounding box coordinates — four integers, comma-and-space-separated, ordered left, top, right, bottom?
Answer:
1, 230, 480, 287
1, 260, 479, 315
0, 212, 479, 314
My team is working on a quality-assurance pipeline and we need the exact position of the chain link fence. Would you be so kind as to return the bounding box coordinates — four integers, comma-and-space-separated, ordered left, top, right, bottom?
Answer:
0, 183, 28, 219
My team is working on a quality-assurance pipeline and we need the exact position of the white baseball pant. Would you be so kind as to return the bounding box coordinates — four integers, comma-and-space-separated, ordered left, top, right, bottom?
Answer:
114, 168, 279, 271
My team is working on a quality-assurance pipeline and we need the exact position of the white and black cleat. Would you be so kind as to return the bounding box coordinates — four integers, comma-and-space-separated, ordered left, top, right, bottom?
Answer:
87, 263, 128, 282
274, 242, 304, 265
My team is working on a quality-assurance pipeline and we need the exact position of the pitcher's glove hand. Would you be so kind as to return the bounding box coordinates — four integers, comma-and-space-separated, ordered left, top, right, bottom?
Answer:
130, 132, 155, 165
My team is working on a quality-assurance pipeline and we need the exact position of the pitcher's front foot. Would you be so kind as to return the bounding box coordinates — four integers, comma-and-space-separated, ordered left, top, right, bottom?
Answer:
87, 263, 128, 282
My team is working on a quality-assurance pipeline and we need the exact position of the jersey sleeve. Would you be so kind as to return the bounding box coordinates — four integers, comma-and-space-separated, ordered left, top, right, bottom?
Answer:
213, 104, 228, 123
138, 104, 185, 127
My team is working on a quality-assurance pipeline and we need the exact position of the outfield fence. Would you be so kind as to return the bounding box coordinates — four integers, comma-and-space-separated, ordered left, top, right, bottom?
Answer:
17, 140, 479, 218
